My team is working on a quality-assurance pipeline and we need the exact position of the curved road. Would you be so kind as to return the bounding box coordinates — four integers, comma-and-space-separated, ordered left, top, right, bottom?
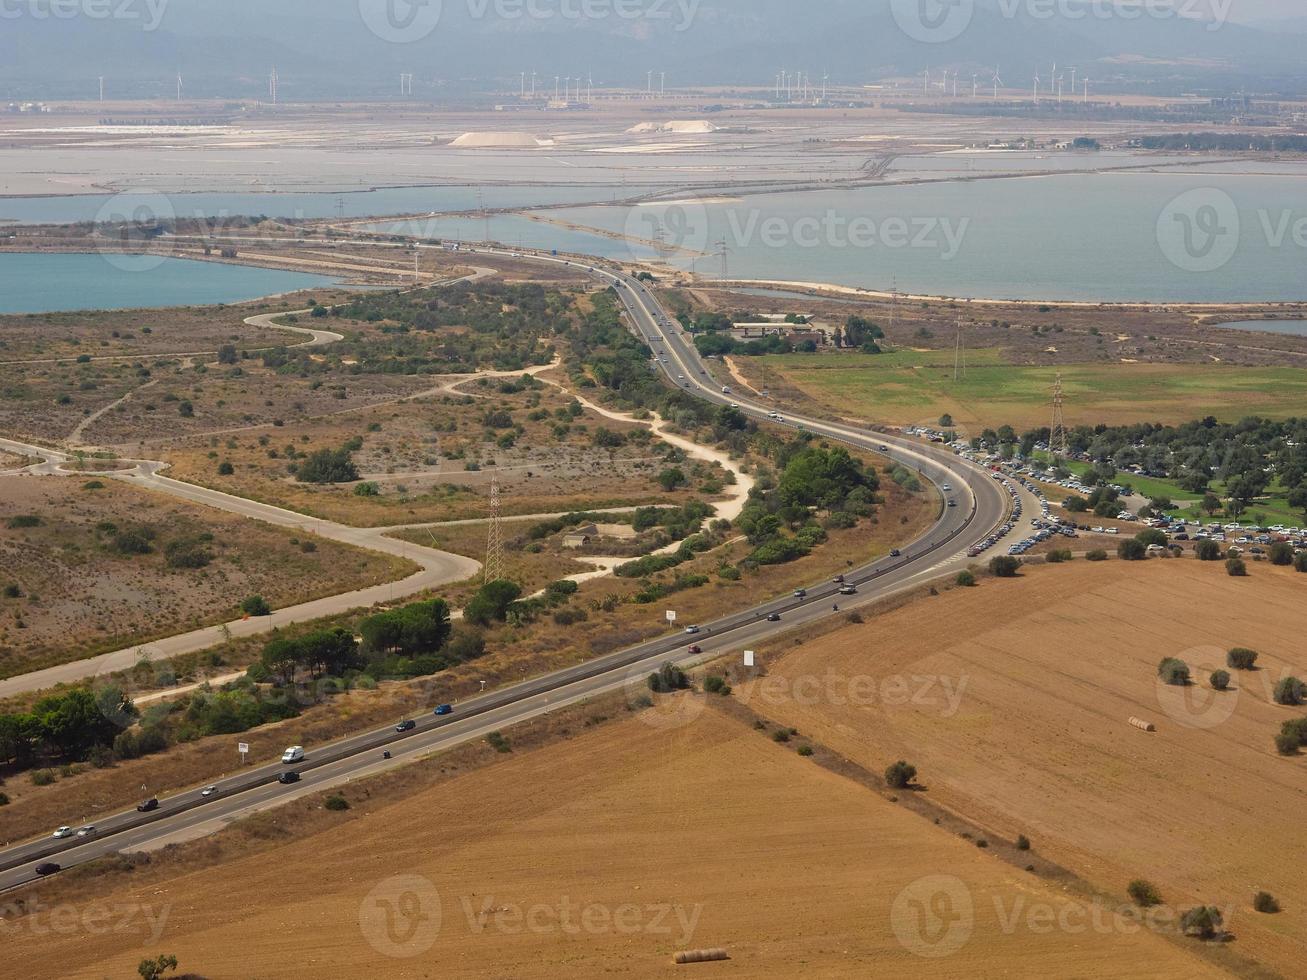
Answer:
0, 249, 1011, 888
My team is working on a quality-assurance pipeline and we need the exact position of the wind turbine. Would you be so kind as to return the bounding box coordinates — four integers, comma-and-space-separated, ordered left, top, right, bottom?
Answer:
1033, 74, 1040, 104
972, 74, 978, 98
1083, 77, 1089, 104
923, 68, 930, 95
1050, 63, 1057, 95
175, 72, 183, 101
992, 66, 1003, 100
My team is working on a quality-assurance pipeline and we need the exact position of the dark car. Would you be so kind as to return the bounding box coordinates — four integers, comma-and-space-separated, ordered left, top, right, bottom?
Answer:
34, 862, 61, 877
136, 798, 159, 813
395, 720, 417, 733
687, 644, 703, 655
434, 704, 454, 716
278, 771, 300, 785
890, 549, 902, 558
766, 612, 782, 622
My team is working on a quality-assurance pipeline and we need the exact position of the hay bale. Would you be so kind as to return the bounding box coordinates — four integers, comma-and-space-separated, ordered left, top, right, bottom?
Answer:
673, 948, 730, 965
1129, 717, 1157, 733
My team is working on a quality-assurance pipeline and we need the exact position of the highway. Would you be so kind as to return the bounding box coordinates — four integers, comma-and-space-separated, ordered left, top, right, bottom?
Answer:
0, 249, 1011, 890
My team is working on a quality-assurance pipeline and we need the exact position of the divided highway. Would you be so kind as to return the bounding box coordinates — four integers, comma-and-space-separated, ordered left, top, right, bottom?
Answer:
0, 250, 1010, 890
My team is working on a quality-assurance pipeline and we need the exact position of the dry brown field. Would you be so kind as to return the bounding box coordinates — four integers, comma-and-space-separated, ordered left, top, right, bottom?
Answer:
3, 709, 1223, 980
744, 558, 1307, 976
0, 475, 413, 677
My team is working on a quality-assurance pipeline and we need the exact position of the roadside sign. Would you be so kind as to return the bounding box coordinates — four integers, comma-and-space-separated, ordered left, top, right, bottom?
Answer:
744, 651, 755, 667
665, 610, 677, 622
238, 742, 249, 764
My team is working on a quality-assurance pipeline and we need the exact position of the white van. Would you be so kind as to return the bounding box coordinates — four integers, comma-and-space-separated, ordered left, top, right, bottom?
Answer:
281, 746, 305, 765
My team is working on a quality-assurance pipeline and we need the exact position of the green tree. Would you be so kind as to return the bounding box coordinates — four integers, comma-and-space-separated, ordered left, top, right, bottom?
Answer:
657, 467, 687, 492
1227, 648, 1258, 670
137, 954, 178, 980
1201, 492, 1223, 516
989, 556, 1021, 578
464, 580, 523, 626
885, 760, 917, 789
1195, 540, 1222, 561
1179, 906, 1224, 941
295, 447, 360, 484
1157, 658, 1190, 687
1118, 538, 1148, 561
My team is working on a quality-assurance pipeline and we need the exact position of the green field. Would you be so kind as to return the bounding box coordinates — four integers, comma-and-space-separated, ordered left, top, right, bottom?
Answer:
761, 350, 1307, 432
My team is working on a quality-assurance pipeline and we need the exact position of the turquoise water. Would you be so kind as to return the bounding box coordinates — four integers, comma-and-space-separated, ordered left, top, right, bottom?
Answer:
543, 173, 1307, 303
1214, 319, 1307, 336
0, 253, 338, 313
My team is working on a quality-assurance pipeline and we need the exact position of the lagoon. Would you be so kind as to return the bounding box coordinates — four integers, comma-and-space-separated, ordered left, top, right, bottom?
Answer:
0, 253, 339, 314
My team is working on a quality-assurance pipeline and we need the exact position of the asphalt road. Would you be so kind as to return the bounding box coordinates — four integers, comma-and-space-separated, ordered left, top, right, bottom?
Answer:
0, 250, 1010, 890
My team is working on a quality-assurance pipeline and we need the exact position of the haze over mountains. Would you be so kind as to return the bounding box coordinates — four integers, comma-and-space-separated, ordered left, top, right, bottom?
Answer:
3, 0, 1306, 99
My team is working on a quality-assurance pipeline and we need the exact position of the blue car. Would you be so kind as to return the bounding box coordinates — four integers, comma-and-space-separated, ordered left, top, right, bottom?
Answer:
434, 704, 454, 716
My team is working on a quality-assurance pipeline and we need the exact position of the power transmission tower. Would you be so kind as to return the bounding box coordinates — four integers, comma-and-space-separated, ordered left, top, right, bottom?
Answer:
1050, 372, 1070, 457
484, 476, 504, 585
953, 316, 966, 381
714, 239, 730, 282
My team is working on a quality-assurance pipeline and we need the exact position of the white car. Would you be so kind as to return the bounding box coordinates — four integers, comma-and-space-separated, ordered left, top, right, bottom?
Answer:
684, 625, 701, 635
52, 826, 73, 839
281, 746, 305, 765
201, 786, 217, 798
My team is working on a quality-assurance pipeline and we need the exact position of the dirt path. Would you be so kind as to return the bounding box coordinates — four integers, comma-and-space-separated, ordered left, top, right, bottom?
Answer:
68, 377, 158, 447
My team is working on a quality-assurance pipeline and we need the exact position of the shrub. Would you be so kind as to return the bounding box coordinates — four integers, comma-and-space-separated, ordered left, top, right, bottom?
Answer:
1136, 529, 1168, 548
956, 570, 976, 587
1273, 677, 1306, 706
884, 760, 917, 789
295, 447, 360, 484
1270, 542, 1295, 566
703, 675, 731, 695
0, 792, 8, 805
1227, 647, 1258, 670
1117, 538, 1147, 561
1157, 658, 1190, 687
989, 556, 1020, 578
1253, 891, 1281, 914
485, 731, 511, 753
648, 662, 689, 694
353, 482, 380, 497
30, 769, 55, 786
1086, 549, 1108, 562
1275, 730, 1301, 755
1226, 557, 1248, 577
164, 539, 212, 569
1210, 670, 1231, 692
1016, 835, 1031, 851
1128, 879, 1162, 907
324, 794, 350, 812
2, 583, 22, 599
1195, 540, 1222, 561
797, 744, 814, 757
241, 595, 272, 617
6, 515, 42, 529
217, 461, 234, 476
1179, 906, 1224, 940
771, 729, 791, 743
1296, 552, 1307, 573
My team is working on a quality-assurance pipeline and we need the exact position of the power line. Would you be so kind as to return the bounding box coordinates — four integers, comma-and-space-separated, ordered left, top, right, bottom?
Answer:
1050, 372, 1070, 457
484, 476, 504, 585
